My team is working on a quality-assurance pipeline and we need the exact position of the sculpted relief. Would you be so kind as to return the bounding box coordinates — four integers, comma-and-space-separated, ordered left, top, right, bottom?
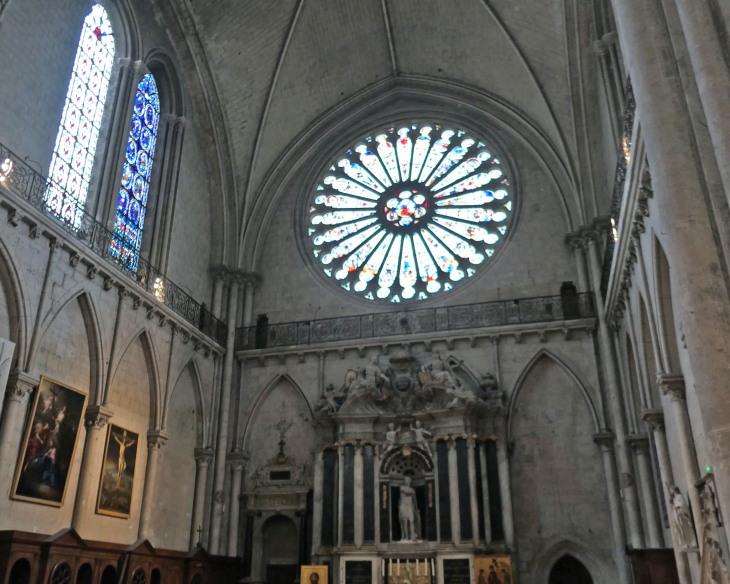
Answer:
315, 348, 503, 416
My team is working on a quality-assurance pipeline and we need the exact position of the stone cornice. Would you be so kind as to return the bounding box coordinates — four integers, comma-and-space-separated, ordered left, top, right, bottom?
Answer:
657, 372, 686, 402
237, 317, 596, 364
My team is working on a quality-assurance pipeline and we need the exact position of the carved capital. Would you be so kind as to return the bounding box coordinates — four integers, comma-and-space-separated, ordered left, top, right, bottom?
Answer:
227, 449, 249, 471
84, 404, 114, 431
565, 231, 586, 251
194, 448, 214, 465
5, 370, 38, 401
627, 434, 650, 453
657, 373, 686, 402
643, 408, 665, 431
209, 265, 229, 282
241, 272, 262, 290
593, 431, 615, 448
147, 429, 170, 450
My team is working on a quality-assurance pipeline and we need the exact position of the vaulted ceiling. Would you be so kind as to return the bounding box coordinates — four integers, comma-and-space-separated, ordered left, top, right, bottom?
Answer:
160, 0, 604, 265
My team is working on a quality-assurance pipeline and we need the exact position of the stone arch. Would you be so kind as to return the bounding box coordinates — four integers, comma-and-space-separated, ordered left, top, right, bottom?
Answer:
262, 514, 299, 567
97, 0, 141, 62
507, 348, 600, 441
241, 374, 315, 482
239, 76, 581, 271
163, 357, 207, 448
107, 327, 162, 429
532, 538, 607, 584
0, 233, 30, 369
32, 289, 104, 401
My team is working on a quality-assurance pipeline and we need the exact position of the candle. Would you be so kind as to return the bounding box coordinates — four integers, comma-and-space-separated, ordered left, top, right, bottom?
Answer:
431, 559, 435, 577
417, 559, 420, 576
397, 559, 400, 575
382, 560, 385, 578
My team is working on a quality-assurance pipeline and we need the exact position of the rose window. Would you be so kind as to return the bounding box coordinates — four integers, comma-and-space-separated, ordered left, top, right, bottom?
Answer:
305, 122, 515, 303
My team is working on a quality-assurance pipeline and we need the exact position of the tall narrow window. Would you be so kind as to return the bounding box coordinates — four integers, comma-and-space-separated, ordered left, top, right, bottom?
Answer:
110, 74, 160, 271
46, 4, 115, 226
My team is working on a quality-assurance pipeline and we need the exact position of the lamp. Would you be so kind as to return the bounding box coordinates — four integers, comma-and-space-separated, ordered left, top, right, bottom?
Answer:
0, 157, 12, 183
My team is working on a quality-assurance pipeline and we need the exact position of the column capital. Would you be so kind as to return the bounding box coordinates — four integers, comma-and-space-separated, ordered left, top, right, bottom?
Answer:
5, 370, 39, 400
147, 429, 170, 450
642, 408, 665, 431
241, 272, 262, 289
626, 433, 650, 452
657, 373, 686, 402
194, 447, 215, 464
84, 404, 114, 430
565, 231, 586, 251
227, 449, 249, 470
209, 265, 229, 282
593, 431, 615, 448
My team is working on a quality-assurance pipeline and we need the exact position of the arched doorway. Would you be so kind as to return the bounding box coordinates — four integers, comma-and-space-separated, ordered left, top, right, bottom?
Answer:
263, 515, 299, 584
548, 556, 594, 584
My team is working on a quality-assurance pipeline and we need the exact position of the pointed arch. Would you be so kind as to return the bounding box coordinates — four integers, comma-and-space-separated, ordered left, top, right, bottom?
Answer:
30, 286, 104, 402
163, 357, 208, 448
240, 372, 313, 451
532, 537, 607, 584
0, 233, 30, 369
107, 325, 162, 429
507, 348, 600, 441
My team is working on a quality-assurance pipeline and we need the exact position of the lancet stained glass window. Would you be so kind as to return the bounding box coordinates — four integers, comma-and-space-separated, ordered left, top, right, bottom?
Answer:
305, 122, 515, 303
110, 74, 160, 271
46, 4, 115, 227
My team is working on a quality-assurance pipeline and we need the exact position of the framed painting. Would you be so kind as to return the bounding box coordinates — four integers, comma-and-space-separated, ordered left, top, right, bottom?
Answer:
474, 555, 513, 584
96, 424, 139, 518
11, 376, 87, 506
301, 565, 329, 584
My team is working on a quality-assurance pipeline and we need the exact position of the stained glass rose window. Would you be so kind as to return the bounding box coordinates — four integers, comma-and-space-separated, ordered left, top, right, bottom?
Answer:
305, 122, 515, 302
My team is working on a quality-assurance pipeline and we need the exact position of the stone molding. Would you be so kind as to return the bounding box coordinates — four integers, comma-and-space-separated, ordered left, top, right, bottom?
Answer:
84, 404, 114, 430
642, 408, 665, 431
657, 373, 686, 402
147, 429, 171, 450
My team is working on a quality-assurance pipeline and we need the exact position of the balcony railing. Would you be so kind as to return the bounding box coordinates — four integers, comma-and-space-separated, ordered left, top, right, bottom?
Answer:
0, 141, 226, 346
600, 82, 636, 299
236, 292, 596, 350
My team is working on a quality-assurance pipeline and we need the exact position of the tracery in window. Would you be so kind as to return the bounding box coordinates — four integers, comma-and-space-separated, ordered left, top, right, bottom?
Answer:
110, 73, 160, 271
46, 4, 115, 227
305, 122, 515, 302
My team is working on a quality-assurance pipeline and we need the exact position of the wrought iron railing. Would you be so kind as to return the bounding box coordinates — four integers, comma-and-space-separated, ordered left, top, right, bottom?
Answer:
0, 141, 226, 346
236, 292, 596, 350
600, 81, 636, 299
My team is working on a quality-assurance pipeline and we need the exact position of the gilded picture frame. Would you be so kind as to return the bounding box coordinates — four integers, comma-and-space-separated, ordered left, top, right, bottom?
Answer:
474, 555, 513, 584
96, 423, 139, 518
11, 376, 88, 507
301, 565, 328, 584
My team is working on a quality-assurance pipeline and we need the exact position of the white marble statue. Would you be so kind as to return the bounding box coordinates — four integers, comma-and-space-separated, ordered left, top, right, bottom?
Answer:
421, 349, 476, 408
346, 354, 390, 400
382, 422, 400, 457
670, 486, 698, 548
398, 476, 421, 541
410, 420, 432, 456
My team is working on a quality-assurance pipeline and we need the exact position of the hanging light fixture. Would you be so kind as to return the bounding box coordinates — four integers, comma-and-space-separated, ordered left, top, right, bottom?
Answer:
0, 158, 13, 184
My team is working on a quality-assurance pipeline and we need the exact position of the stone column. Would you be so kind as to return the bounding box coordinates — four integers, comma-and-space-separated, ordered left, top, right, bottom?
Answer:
447, 438, 460, 544
628, 435, 663, 548
312, 450, 324, 553
566, 234, 589, 292
210, 267, 227, 320
0, 372, 37, 496
494, 416, 515, 547
374, 444, 381, 545
594, 432, 631, 584
209, 274, 241, 554
643, 410, 693, 584
338, 444, 345, 547
72, 405, 113, 530
354, 443, 364, 548
478, 442, 491, 544
611, 0, 730, 544
671, 0, 730, 212
25, 239, 61, 373
657, 374, 702, 537
191, 448, 214, 549
432, 440, 441, 542
138, 430, 169, 540
242, 277, 258, 329
466, 437, 481, 542
227, 451, 247, 556
584, 230, 645, 548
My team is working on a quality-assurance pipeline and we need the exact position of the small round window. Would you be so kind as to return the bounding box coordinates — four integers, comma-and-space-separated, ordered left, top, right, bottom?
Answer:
304, 122, 515, 303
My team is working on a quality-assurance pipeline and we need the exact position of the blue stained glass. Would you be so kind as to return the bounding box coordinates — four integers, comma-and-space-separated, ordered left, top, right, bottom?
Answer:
131, 117, 142, 139
110, 73, 160, 270
46, 4, 115, 226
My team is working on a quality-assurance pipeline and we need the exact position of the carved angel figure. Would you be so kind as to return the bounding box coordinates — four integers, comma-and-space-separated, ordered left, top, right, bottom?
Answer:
410, 420, 432, 456
670, 486, 698, 548
381, 422, 400, 457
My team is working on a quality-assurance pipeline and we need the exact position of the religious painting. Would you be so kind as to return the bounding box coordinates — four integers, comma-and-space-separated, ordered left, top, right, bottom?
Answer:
301, 565, 328, 584
96, 424, 139, 518
474, 555, 513, 584
11, 376, 87, 506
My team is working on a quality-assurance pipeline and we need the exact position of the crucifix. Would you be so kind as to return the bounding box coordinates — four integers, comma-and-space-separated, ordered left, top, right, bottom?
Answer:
196, 525, 203, 547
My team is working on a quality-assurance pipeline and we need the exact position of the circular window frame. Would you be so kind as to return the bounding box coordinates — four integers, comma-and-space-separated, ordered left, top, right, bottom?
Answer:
294, 115, 522, 307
